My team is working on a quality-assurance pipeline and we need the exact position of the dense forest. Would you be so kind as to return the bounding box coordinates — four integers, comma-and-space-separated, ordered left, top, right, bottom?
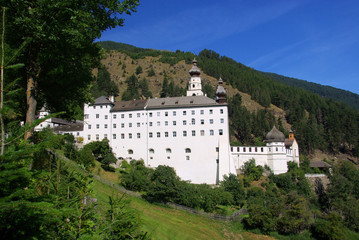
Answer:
99, 41, 359, 157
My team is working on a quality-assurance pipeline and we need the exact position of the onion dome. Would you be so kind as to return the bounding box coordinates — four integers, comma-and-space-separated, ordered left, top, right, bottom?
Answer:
216, 77, 226, 94
266, 126, 285, 142
215, 77, 227, 103
189, 58, 201, 76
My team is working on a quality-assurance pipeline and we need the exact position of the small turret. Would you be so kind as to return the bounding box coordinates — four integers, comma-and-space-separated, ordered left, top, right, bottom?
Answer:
289, 130, 294, 140
215, 77, 227, 103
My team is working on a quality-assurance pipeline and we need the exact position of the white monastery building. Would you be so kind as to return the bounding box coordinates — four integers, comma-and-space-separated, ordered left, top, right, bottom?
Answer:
80, 59, 300, 184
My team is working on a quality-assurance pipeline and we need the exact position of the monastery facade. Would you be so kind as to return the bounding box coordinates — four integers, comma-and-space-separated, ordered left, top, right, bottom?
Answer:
40, 59, 300, 184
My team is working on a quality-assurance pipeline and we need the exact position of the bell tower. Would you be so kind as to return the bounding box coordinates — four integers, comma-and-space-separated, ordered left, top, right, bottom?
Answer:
186, 58, 203, 96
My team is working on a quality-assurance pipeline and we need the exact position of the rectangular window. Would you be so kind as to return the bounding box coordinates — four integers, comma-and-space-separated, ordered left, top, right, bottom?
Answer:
88, 125, 91, 129
121, 123, 124, 128
113, 124, 116, 128
200, 109, 204, 115
186, 156, 190, 160
210, 119, 214, 124
220, 109, 224, 114
157, 112, 160, 117
121, 133, 125, 139
165, 112, 168, 116
105, 115, 108, 119
96, 134, 99, 140
129, 114, 132, 118
157, 121, 160, 126
137, 122, 140, 127
149, 112, 153, 117
261, 147, 264, 152
104, 124, 108, 129
165, 132, 169, 137
149, 122, 153, 126
219, 129, 223, 135
93, 106, 96, 109
216, 147, 219, 152
210, 130, 214, 136
121, 114, 124, 118
149, 132, 153, 138
113, 114, 117, 119
173, 131, 177, 137
137, 133, 141, 138
192, 130, 196, 136
191, 110, 195, 115
201, 119, 204, 125
113, 134, 116, 139
200, 130, 205, 136
220, 118, 224, 123
137, 113, 140, 117
183, 120, 187, 125
96, 114, 99, 119
129, 123, 132, 127
157, 132, 161, 138
183, 111, 187, 116
183, 131, 187, 137
173, 121, 176, 126
209, 109, 213, 114
84, 114, 89, 119
191, 118, 195, 125
165, 121, 168, 126
173, 111, 176, 116
104, 134, 108, 139
129, 133, 132, 139
96, 124, 99, 129
88, 135, 91, 140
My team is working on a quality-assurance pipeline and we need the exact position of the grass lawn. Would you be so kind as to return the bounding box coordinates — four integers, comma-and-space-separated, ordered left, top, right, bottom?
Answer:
91, 164, 275, 240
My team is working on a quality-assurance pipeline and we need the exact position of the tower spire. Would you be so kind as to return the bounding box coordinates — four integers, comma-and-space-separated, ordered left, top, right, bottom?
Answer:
186, 58, 203, 96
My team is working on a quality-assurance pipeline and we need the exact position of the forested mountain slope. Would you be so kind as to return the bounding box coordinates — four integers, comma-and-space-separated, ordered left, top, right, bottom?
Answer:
96, 41, 359, 159
261, 71, 359, 111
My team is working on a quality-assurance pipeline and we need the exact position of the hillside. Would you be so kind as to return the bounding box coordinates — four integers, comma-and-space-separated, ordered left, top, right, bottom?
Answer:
261, 71, 359, 111
95, 41, 359, 160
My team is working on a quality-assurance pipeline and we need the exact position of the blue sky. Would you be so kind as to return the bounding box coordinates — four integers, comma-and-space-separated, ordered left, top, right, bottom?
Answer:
99, 0, 359, 94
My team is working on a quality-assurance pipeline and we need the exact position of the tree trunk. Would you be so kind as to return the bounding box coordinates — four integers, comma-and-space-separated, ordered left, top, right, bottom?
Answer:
0, 7, 5, 155
24, 73, 37, 140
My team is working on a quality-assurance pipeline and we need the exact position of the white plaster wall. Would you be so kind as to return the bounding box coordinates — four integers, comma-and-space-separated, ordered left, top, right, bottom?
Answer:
83, 103, 112, 144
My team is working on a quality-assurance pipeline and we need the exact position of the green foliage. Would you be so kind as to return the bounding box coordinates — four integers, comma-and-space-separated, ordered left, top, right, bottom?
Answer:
147, 165, 180, 203
147, 67, 155, 77
92, 65, 118, 98
135, 65, 143, 75
122, 74, 140, 100
75, 147, 96, 169
139, 78, 152, 98
241, 159, 263, 182
120, 160, 154, 192
3, 0, 139, 120
220, 174, 245, 206
311, 212, 344, 240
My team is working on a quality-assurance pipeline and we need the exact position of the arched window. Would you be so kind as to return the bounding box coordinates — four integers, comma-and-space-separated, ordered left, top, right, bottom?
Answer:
149, 148, 154, 154
166, 148, 172, 153
128, 149, 133, 154
185, 148, 191, 153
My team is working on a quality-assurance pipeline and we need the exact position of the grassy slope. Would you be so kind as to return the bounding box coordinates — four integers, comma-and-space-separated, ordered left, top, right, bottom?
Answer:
91, 162, 274, 240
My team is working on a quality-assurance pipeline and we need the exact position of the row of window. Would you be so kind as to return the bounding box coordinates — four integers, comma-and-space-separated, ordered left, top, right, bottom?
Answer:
87, 129, 224, 141
127, 148, 192, 160
86, 108, 225, 120
87, 118, 225, 130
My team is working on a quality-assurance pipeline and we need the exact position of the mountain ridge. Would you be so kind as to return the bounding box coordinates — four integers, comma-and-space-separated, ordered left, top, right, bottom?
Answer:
98, 40, 359, 111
